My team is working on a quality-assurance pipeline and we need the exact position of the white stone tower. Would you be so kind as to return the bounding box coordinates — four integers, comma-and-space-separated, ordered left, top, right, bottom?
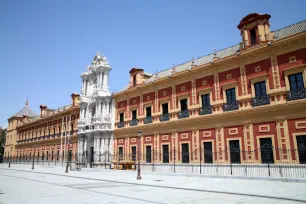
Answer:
77, 52, 114, 168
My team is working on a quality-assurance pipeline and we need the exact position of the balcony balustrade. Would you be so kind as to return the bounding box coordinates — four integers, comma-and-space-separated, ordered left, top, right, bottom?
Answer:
223, 101, 239, 112
199, 106, 213, 115
117, 122, 125, 128
130, 119, 138, 126
160, 113, 170, 122
178, 110, 190, 119
144, 116, 153, 124
286, 88, 306, 101
252, 95, 270, 107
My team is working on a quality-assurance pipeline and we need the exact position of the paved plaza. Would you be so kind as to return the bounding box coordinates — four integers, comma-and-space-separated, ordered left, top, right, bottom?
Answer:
0, 164, 306, 204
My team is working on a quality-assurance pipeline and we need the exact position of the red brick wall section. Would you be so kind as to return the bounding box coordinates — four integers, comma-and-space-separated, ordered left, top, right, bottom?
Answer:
253, 121, 279, 160
176, 81, 192, 105
196, 75, 215, 102
223, 125, 244, 160
219, 68, 240, 99
158, 87, 172, 110
277, 48, 306, 87
287, 118, 306, 155
245, 59, 273, 93
117, 100, 127, 109
159, 133, 172, 161
143, 92, 155, 112
177, 131, 192, 161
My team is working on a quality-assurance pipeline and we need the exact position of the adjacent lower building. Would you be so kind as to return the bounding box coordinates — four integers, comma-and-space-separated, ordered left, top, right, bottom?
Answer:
77, 52, 115, 168
113, 13, 306, 169
13, 94, 80, 163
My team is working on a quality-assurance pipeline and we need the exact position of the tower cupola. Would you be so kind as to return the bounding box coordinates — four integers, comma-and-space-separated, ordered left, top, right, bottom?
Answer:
238, 13, 272, 49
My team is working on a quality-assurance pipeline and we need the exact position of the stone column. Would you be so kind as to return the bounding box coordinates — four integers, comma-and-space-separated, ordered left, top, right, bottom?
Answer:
104, 70, 109, 91
100, 138, 105, 162
93, 137, 101, 163
109, 135, 114, 156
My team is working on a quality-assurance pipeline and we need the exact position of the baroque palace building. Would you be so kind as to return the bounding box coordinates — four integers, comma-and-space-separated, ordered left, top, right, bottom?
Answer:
77, 52, 114, 168
6, 94, 80, 162
113, 13, 306, 167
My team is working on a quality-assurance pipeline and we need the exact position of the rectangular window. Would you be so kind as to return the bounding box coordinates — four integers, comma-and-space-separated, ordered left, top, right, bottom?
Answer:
132, 110, 137, 120
260, 138, 274, 164
229, 140, 241, 164
289, 72, 304, 91
162, 144, 169, 163
201, 94, 210, 108
250, 28, 257, 45
51, 151, 54, 161
42, 152, 44, 161
203, 142, 213, 163
131, 146, 137, 161
254, 81, 267, 96
46, 151, 49, 161
37, 152, 40, 160
180, 99, 188, 111
146, 146, 152, 163
57, 151, 59, 161
162, 103, 169, 114
181, 143, 189, 163
297, 136, 306, 164
119, 113, 124, 122
226, 88, 236, 104
119, 147, 123, 158
146, 107, 152, 117
133, 75, 136, 86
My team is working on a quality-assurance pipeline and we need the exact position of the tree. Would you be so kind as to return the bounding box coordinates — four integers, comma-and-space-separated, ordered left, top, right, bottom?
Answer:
0, 128, 7, 162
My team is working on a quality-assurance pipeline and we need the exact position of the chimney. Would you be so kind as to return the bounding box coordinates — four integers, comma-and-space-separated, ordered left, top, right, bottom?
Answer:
71, 93, 80, 107
40, 105, 47, 117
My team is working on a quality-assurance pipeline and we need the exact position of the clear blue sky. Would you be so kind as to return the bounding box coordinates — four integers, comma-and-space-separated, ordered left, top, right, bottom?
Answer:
0, 0, 305, 127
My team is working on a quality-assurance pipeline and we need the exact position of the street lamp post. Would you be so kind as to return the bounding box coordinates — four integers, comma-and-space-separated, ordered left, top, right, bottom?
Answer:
8, 154, 11, 168
65, 139, 70, 173
136, 130, 142, 180
32, 144, 36, 170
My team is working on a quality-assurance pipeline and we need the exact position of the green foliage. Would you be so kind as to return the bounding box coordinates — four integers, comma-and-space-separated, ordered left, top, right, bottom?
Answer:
0, 128, 7, 157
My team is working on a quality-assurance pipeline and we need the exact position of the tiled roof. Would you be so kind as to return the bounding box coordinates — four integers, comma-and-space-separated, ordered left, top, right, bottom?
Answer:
10, 106, 38, 119
131, 19, 306, 87
273, 20, 306, 40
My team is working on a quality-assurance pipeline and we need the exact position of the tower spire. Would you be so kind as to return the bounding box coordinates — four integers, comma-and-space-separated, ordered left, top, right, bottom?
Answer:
25, 97, 28, 108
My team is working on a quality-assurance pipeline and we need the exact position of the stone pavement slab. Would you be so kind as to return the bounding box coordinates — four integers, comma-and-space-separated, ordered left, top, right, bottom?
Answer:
0, 164, 306, 204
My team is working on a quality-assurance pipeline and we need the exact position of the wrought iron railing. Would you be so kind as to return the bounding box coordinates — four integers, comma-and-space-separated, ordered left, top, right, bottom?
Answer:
286, 88, 306, 101
252, 94, 270, 107
130, 119, 138, 126
250, 37, 257, 45
144, 116, 153, 124
199, 106, 213, 115
117, 122, 125, 128
178, 110, 190, 119
160, 113, 170, 122
223, 101, 239, 112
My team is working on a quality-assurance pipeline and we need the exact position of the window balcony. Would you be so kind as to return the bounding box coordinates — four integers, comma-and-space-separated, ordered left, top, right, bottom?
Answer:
223, 101, 239, 112
199, 106, 213, 115
51, 134, 55, 138
144, 116, 153, 124
63, 132, 66, 136
46, 135, 50, 139
70, 131, 74, 136
117, 122, 125, 128
287, 88, 306, 101
178, 110, 190, 119
160, 113, 170, 122
130, 119, 138, 126
252, 95, 270, 107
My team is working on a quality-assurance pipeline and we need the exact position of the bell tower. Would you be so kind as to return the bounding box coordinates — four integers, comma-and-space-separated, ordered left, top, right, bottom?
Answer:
238, 13, 272, 49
